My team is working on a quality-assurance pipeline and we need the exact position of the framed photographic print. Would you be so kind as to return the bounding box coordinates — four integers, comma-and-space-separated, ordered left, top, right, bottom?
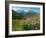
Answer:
5, 1, 45, 37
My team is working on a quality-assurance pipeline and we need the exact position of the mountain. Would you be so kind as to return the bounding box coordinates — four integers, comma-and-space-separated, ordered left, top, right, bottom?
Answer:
12, 10, 40, 20
12, 10, 24, 19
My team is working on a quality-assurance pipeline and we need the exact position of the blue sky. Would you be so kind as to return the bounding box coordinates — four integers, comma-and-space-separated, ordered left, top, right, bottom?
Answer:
12, 7, 40, 13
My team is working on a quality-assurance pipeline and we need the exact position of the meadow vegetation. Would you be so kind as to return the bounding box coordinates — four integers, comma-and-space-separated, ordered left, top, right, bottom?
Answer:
12, 9, 40, 31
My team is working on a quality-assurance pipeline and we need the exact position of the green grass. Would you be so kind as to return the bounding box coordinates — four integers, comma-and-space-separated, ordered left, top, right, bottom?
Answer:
12, 16, 40, 31
12, 20, 24, 31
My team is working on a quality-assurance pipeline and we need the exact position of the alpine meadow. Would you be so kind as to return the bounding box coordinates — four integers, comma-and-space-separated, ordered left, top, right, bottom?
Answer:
12, 7, 40, 31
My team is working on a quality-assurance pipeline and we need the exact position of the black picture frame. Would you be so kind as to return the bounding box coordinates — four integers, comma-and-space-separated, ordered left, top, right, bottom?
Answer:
5, 1, 45, 38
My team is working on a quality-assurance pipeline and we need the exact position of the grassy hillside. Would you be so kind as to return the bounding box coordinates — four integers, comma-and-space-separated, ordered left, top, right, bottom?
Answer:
12, 8, 40, 31
12, 15, 40, 31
